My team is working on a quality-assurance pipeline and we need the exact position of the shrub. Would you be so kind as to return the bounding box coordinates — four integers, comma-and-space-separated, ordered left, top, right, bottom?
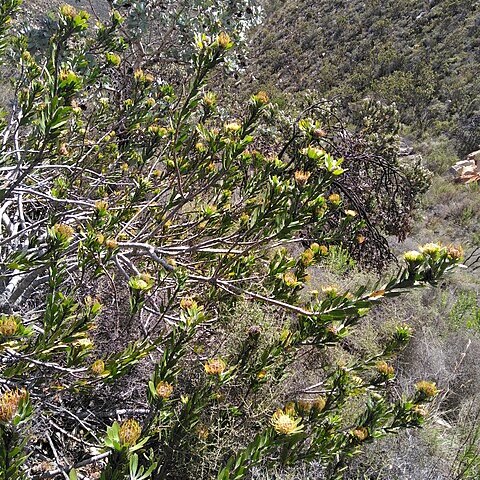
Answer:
0, 4, 465, 480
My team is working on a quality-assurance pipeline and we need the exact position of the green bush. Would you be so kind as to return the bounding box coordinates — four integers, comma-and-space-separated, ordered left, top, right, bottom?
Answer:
0, 4, 465, 479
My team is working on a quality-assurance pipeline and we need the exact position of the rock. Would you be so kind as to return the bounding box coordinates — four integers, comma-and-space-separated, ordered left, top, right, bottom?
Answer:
450, 151, 480, 183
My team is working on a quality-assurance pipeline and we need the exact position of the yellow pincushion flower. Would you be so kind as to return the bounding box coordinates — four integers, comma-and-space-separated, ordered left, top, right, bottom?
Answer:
254, 91, 269, 105
52, 223, 74, 241
118, 419, 142, 446
271, 406, 303, 435
300, 248, 315, 266
224, 122, 242, 133
321, 285, 338, 297
283, 271, 299, 288
419, 242, 443, 257
60, 4, 77, 18
90, 359, 105, 375
180, 297, 197, 310
415, 380, 439, 399
217, 32, 232, 49
0, 315, 19, 337
156, 381, 174, 399
446, 244, 464, 261
352, 427, 368, 441
375, 361, 394, 378
294, 170, 311, 187
328, 193, 341, 205
403, 250, 424, 263
128, 273, 154, 291
0, 389, 26, 423
204, 358, 227, 376
105, 238, 118, 249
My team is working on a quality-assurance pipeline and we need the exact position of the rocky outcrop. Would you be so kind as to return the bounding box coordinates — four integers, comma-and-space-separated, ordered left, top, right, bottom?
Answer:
450, 150, 480, 183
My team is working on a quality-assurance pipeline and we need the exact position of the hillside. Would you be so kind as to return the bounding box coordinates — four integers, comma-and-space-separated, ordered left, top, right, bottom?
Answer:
248, 0, 480, 153
1, 2, 480, 479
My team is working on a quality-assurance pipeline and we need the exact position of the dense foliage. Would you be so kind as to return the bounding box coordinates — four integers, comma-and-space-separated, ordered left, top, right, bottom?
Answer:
0, 2, 468, 480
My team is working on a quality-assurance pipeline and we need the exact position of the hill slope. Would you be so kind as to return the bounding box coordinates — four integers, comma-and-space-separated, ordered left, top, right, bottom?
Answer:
248, 0, 480, 152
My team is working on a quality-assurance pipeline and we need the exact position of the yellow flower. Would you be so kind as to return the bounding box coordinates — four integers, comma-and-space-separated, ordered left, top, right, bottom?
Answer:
203, 92, 217, 108
300, 248, 315, 266
0, 389, 26, 423
254, 91, 269, 105
271, 407, 303, 435
129, 273, 154, 291
352, 427, 368, 441
356, 234, 366, 244
419, 242, 443, 257
105, 238, 118, 249
134, 68, 145, 82
90, 359, 105, 375
52, 223, 74, 241
224, 122, 242, 133
118, 419, 142, 446
321, 285, 338, 297
375, 361, 394, 378
156, 381, 174, 399
446, 244, 464, 261
344, 209, 357, 218
204, 358, 227, 376
105, 52, 121, 67
217, 32, 232, 49
58, 69, 79, 83
328, 193, 341, 205
283, 271, 298, 287
415, 380, 439, 399
0, 315, 18, 336
60, 4, 77, 18
95, 200, 108, 212
180, 297, 197, 310
294, 170, 311, 187
403, 250, 424, 263
413, 404, 429, 417
257, 369, 267, 379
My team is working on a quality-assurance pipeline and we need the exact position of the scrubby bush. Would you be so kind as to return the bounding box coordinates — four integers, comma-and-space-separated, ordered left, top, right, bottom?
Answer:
0, 3, 465, 479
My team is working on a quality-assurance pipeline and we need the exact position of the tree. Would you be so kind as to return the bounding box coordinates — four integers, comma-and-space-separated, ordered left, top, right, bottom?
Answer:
0, 3, 464, 479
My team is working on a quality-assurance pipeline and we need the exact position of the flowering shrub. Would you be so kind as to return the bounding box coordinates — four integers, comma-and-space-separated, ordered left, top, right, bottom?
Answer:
0, 3, 465, 479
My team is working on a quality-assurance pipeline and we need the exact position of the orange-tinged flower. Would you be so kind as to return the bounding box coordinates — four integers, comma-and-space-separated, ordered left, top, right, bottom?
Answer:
294, 170, 311, 187
217, 32, 232, 49
156, 381, 174, 399
446, 244, 464, 261
415, 380, 439, 399
352, 427, 368, 441
118, 419, 141, 446
204, 358, 227, 376
0, 389, 26, 423
375, 361, 394, 378
0, 316, 18, 336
